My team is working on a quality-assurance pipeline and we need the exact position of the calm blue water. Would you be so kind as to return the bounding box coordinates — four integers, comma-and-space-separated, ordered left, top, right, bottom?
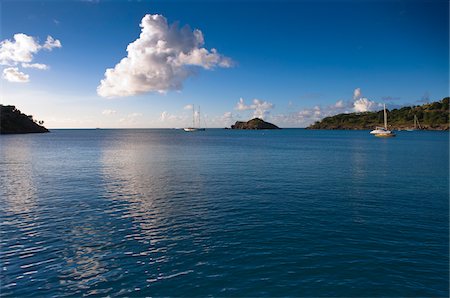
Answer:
0, 129, 448, 297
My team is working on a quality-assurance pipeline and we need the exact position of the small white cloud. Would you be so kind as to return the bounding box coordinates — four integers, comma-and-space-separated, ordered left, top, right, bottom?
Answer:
184, 104, 193, 110
236, 98, 252, 111
97, 14, 233, 98
2, 67, 29, 83
235, 98, 274, 119
102, 109, 116, 115
43, 36, 62, 50
22, 63, 49, 70
160, 111, 186, 123
353, 87, 361, 100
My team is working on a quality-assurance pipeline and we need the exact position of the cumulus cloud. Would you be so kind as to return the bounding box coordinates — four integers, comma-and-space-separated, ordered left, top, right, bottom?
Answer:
97, 14, 233, 98
184, 104, 193, 110
102, 109, 117, 115
353, 97, 379, 112
0, 33, 61, 82
0, 34, 41, 65
351, 87, 381, 112
235, 98, 274, 119
2, 67, 29, 83
0, 33, 61, 65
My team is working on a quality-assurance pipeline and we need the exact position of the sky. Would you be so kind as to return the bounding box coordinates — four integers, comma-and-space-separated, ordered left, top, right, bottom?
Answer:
0, 0, 448, 128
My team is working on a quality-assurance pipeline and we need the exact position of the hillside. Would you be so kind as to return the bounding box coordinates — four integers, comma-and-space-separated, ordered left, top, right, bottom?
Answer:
307, 97, 449, 130
0, 105, 49, 134
231, 118, 280, 129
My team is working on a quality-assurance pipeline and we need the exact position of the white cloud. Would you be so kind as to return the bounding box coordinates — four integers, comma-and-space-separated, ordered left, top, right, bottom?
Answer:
236, 98, 252, 111
353, 87, 361, 100
159, 111, 192, 127
235, 98, 274, 119
102, 109, 116, 115
160, 111, 181, 122
97, 14, 233, 98
22, 63, 49, 70
0, 34, 40, 65
184, 104, 193, 110
43, 36, 62, 50
0, 33, 61, 65
351, 88, 381, 112
353, 98, 379, 112
0, 33, 61, 82
2, 67, 29, 83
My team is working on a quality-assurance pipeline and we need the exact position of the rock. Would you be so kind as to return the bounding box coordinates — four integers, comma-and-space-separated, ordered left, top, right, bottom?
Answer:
1, 105, 49, 134
231, 118, 280, 130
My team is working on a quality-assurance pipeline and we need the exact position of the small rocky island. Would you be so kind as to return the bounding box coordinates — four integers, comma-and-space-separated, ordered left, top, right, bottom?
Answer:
1, 105, 49, 134
231, 118, 280, 130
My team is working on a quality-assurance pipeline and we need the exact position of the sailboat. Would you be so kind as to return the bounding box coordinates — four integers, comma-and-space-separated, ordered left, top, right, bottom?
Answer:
183, 105, 205, 132
370, 104, 396, 137
406, 115, 421, 131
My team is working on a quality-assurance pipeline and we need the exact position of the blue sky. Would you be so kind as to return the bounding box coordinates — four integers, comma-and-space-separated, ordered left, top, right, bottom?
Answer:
1, 0, 448, 128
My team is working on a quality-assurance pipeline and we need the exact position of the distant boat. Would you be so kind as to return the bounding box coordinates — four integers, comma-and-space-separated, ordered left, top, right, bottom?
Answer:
183, 105, 205, 132
370, 104, 396, 137
406, 115, 421, 131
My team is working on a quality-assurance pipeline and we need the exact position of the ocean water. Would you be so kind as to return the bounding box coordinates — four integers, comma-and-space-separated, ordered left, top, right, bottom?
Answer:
0, 129, 448, 297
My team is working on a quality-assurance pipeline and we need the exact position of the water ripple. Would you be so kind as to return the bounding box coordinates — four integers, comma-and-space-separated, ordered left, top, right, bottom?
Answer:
0, 129, 448, 296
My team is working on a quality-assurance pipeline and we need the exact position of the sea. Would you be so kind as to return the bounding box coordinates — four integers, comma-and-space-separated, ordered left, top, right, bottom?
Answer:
0, 129, 448, 297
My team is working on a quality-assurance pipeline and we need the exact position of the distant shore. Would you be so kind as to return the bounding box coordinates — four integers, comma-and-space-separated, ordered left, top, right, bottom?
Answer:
0, 105, 49, 134
307, 98, 449, 131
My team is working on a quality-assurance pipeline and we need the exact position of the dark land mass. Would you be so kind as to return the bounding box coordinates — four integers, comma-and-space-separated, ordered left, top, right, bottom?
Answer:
308, 97, 449, 130
1, 105, 49, 134
231, 118, 280, 130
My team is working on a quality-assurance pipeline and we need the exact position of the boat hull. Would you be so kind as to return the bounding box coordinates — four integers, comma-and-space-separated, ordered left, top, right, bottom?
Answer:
375, 133, 396, 137
183, 128, 205, 132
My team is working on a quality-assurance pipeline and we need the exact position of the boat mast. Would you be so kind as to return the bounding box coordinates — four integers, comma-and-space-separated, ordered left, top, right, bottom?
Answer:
415, 115, 422, 129
192, 104, 195, 128
198, 106, 201, 128
384, 103, 387, 129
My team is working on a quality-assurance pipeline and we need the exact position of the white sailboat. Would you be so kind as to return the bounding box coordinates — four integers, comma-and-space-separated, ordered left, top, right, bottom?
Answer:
183, 105, 205, 132
370, 104, 396, 137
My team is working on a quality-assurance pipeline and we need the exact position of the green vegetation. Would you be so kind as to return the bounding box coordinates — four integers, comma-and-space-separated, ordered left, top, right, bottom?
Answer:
231, 118, 280, 129
1, 105, 49, 134
308, 97, 449, 130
